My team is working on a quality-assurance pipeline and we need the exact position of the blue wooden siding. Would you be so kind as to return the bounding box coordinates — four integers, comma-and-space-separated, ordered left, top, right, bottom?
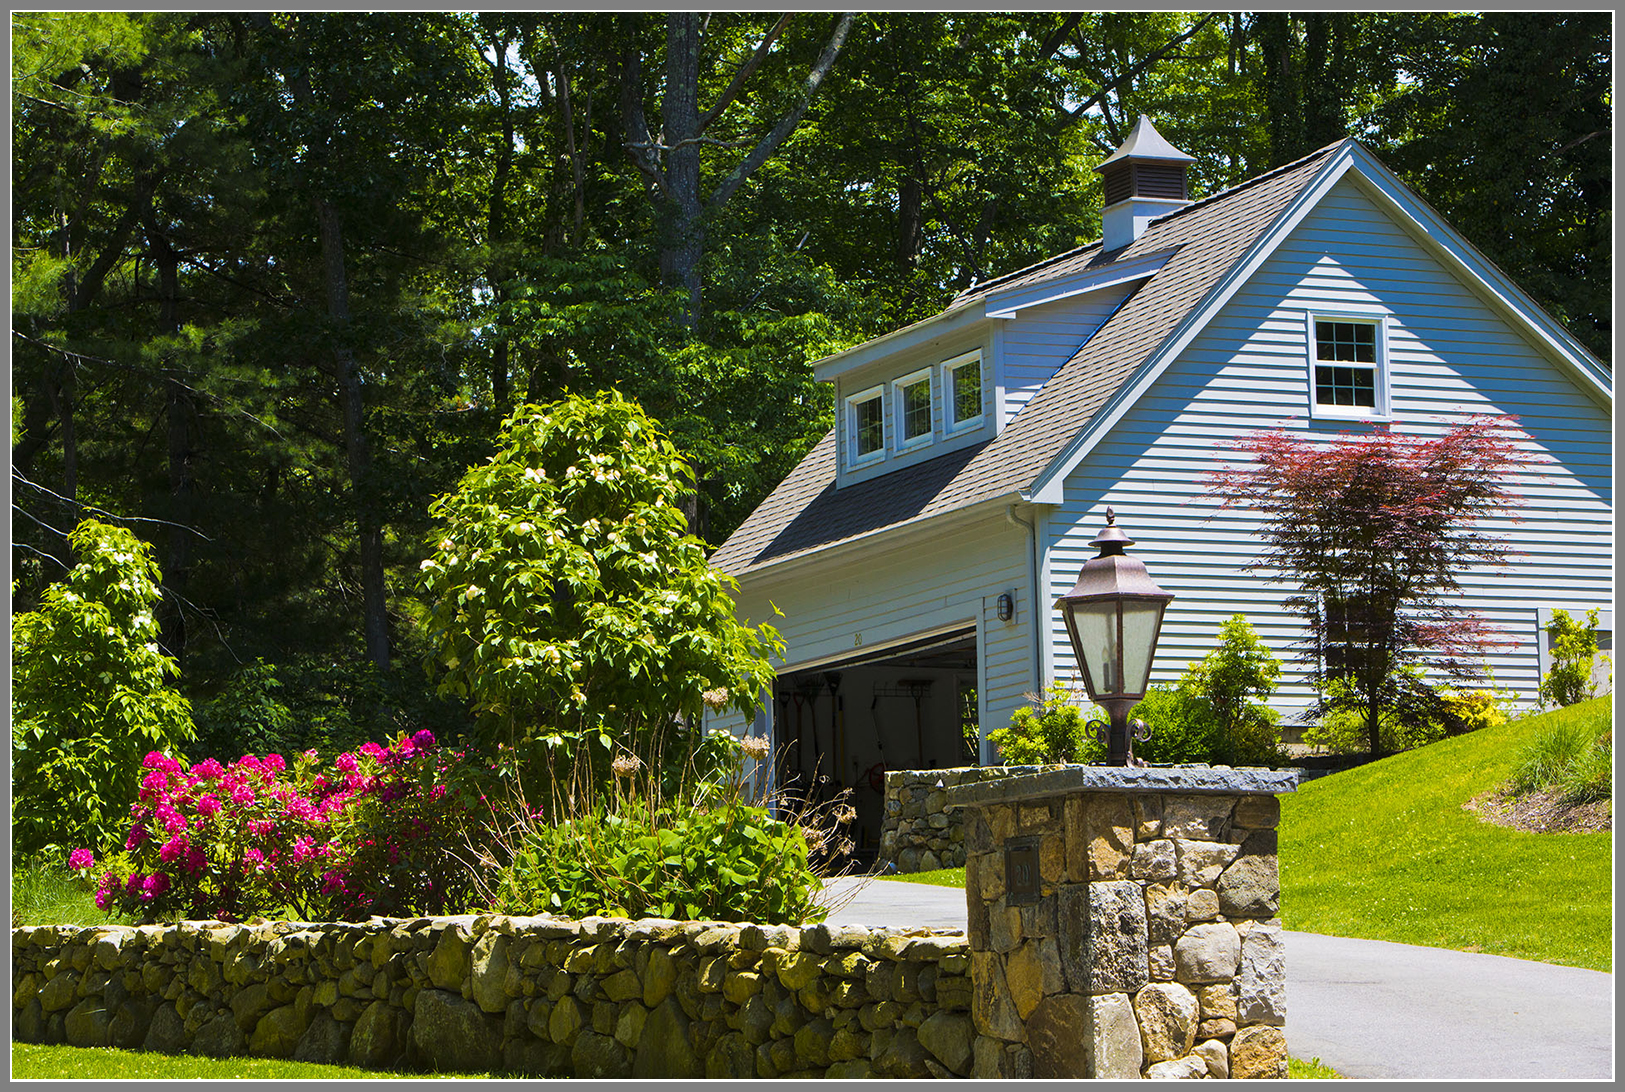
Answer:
1045, 175, 1612, 721
1000, 288, 1135, 425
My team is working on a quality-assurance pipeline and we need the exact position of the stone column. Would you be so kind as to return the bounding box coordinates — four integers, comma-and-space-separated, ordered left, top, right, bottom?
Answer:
945, 766, 1298, 1080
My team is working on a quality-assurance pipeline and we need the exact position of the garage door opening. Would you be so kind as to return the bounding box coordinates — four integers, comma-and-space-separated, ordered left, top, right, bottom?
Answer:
774, 627, 978, 869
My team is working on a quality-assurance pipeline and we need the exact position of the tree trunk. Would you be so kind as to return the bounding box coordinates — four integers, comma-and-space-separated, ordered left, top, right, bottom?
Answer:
314, 197, 391, 671
487, 27, 515, 418
662, 13, 705, 326
145, 216, 195, 664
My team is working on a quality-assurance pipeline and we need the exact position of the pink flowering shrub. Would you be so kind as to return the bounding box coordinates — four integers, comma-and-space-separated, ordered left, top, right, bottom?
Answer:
78, 730, 488, 923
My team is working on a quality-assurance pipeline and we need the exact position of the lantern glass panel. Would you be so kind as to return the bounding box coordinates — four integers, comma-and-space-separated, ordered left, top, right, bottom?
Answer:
1070, 600, 1121, 697
1119, 600, 1166, 696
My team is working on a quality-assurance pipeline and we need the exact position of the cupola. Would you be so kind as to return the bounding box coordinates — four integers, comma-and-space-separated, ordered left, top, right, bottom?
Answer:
1095, 116, 1194, 251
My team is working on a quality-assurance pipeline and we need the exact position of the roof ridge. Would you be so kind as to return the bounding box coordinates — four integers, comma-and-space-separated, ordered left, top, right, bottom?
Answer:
954, 241, 1104, 305
1141, 139, 1345, 229
953, 139, 1347, 308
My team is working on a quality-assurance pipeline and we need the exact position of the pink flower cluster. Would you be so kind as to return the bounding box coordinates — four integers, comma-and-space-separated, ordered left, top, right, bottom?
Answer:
92, 729, 474, 924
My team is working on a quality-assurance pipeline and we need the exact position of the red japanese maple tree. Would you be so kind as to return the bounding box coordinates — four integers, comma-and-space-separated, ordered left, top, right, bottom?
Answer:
1208, 417, 1530, 756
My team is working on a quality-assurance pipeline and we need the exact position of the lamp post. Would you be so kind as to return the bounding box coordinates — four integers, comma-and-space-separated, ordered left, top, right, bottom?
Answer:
1056, 508, 1175, 765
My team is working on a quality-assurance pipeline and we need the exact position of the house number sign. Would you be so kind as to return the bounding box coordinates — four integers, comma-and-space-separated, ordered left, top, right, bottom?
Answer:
1005, 836, 1041, 905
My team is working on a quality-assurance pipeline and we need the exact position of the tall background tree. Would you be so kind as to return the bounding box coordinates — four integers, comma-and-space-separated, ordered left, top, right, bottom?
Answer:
12, 12, 1609, 752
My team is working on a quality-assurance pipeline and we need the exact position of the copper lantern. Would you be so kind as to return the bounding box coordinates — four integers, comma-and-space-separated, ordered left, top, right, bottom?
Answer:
1055, 508, 1174, 764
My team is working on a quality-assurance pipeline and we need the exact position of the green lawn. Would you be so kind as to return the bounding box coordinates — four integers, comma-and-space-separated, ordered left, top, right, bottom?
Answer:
9, 1042, 493, 1079
1280, 698, 1611, 971
13, 1039, 1336, 1080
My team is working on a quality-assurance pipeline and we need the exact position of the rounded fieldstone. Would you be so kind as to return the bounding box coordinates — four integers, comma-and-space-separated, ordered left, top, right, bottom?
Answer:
1194, 1037, 1229, 1078
64, 998, 111, 1047
1145, 1053, 1209, 1079
1088, 993, 1144, 1080
249, 1003, 309, 1058
293, 1010, 352, 1065
571, 1030, 631, 1079
1173, 922, 1240, 984
917, 1010, 975, 1076
412, 989, 501, 1073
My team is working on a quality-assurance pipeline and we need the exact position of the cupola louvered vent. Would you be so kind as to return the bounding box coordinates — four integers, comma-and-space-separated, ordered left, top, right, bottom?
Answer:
1101, 161, 1189, 206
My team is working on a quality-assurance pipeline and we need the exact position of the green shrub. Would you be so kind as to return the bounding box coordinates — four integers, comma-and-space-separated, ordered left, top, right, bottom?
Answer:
1127, 617, 1285, 767
475, 730, 841, 925
484, 797, 824, 925
1128, 685, 1217, 764
1539, 608, 1608, 709
988, 684, 1104, 764
11, 519, 195, 860
188, 660, 295, 762
1306, 667, 1509, 756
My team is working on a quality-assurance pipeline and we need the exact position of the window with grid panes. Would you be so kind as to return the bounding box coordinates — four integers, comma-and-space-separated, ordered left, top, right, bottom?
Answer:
896, 369, 933, 447
848, 386, 884, 464
1313, 319, 1378, 408
943, 352, 983, 431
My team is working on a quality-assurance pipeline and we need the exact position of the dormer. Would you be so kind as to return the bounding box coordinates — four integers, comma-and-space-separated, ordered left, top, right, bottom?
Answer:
1096, 116, 1194, 251
817, 305, 997, 488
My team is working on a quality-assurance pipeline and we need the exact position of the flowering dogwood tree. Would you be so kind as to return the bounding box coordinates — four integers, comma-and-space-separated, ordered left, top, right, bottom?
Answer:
1207, 417, 1528, 756
419, 392, 781, 792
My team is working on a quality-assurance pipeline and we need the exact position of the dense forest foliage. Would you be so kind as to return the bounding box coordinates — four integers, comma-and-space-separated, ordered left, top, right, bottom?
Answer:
11, 12, 1611, 748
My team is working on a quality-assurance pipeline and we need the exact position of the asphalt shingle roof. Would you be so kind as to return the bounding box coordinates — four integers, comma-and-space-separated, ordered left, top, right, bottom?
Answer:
712, 143, 1340, 577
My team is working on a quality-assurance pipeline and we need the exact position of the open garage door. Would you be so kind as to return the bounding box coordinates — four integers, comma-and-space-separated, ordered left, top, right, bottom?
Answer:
774, 626, 978, 868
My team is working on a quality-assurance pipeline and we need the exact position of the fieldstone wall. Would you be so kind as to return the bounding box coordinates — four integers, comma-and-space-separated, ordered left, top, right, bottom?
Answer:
880, 766, 1061, 872
12, 912, 980, 1078
947, 766, 1296, 1080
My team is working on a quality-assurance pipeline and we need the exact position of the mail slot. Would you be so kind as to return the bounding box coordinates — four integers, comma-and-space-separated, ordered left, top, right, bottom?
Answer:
1004, 835, 1041, 904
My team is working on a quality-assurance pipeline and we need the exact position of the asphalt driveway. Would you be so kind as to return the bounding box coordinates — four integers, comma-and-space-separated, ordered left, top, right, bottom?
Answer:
823, 876, 1614, 1081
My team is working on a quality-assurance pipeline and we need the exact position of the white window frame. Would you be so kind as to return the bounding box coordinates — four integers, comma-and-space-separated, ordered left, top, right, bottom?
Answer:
893, 367, 935, 451
1306, 311, 1391, 421
941, 350, 985, 434
845, 384, 886, 468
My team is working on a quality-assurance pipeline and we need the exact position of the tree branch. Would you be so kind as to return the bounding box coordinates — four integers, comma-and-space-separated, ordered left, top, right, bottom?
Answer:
697, 13, 794, 136
709, 12, 855, 211
1064, 13, 1217, 124
1037, 13, 1085, 61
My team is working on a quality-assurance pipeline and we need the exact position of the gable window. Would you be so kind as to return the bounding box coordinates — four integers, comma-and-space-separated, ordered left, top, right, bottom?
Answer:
895, 368, 933, 449
846, 385, 885, 467
943, 351, 984, 433
1308, 313, 1389, 418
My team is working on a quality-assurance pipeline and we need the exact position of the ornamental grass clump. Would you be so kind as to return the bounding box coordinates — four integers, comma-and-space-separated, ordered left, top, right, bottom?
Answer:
473, 729, 850, 926
73, 731, 487, 923
1506, 708, 1613, 804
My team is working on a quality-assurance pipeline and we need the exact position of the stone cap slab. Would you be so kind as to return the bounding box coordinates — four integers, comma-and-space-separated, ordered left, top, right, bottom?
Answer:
943, 765, 1302, 809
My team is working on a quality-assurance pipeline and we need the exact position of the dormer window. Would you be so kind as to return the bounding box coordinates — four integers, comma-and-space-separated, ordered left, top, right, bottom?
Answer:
846, 385, 885, 467
1308, 313, 1390, 419
943, 351, 983, 433
895, 368, 933, 450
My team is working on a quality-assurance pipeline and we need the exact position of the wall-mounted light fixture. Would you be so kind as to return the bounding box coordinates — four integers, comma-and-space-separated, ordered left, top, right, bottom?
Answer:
997, 592, 1015, 622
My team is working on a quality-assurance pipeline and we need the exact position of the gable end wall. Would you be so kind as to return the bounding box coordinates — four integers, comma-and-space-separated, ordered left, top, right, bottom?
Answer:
1045, 175, 1612, 721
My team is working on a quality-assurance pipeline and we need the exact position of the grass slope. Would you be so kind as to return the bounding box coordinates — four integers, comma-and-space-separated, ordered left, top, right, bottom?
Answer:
1280, 698, 1611, 972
